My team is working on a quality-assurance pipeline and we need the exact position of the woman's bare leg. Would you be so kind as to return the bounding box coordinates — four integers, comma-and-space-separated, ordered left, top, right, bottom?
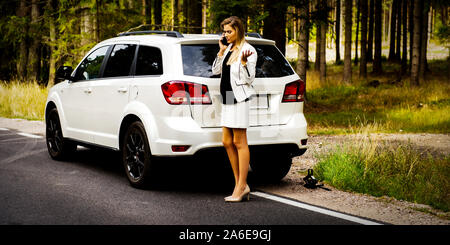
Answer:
231, 128, 250, 197
222, 127, 239, 194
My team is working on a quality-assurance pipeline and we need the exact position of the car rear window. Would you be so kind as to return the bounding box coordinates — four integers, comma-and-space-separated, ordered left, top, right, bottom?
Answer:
181, 44, 294, 78
135, 45, 163, 76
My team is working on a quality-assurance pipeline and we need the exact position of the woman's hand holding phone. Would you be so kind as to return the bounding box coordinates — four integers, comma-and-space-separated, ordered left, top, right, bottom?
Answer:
218, 33, 228, 57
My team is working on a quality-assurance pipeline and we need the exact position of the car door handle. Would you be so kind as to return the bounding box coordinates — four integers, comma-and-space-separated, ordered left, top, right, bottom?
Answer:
117, 87, 128, 93
84, 88, 92, 94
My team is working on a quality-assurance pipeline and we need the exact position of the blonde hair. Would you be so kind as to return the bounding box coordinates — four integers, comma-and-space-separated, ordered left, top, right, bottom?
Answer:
221, 16, 246, 65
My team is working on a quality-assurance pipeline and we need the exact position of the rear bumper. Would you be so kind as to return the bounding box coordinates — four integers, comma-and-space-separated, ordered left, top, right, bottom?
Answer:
148, 112, 307, 156
153, 143, 307, 167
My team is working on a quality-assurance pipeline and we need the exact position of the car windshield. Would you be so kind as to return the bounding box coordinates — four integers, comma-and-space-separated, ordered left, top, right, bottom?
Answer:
181, 44, 294, 78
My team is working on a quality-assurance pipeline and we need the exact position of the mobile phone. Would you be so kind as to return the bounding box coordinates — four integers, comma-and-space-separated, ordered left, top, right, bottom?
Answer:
221, 36, 228, 46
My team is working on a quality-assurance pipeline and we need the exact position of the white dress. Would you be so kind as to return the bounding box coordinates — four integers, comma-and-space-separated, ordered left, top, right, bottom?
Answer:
220, 99, 250, 129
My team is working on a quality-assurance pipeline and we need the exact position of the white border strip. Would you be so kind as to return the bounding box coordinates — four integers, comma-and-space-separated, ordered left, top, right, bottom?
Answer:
17, 132, 43, 139
252, 191, 382, 225
0, 128, 9, 131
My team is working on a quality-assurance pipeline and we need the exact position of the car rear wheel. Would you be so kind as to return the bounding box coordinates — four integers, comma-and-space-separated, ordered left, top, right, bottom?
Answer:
46, 108, 76, 160
122, 121, 154, 189
250, 152, 292, 183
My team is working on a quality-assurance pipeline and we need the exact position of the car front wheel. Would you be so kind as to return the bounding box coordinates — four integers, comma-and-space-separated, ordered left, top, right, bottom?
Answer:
46, 108, 76, 160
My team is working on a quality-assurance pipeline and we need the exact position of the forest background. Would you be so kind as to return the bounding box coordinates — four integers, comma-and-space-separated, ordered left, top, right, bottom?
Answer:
0, 0, 448, 86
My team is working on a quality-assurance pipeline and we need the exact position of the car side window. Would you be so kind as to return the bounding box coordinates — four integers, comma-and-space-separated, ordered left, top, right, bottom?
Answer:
103, 44, 137, 78
74, 46, 109, 81
135, 45, 163, 76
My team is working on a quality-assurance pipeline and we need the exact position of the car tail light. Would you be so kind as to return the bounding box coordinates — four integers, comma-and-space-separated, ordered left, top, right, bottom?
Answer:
161, 81, 212, 105
282, 80, 305, 102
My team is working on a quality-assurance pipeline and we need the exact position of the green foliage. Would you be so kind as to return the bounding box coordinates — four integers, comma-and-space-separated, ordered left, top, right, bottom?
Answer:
210, 0, 265, 32
436, 24, 450, 48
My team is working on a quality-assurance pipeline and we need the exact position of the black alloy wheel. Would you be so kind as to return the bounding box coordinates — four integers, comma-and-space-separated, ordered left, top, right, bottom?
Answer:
250, 152, 292, 184
46, 108, 76, 160
122, 121, 153, 188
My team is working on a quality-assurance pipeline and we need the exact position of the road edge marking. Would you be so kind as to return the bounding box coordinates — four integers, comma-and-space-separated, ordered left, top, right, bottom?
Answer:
251, 191, 383, 225
17, 132, 43, 139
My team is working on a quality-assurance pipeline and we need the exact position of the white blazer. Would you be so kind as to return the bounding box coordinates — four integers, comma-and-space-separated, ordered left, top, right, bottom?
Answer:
212, 42, 257, 103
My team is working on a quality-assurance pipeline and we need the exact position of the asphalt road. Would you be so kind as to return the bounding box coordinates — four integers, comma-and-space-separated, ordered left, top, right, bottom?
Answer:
0, 128, 377, 226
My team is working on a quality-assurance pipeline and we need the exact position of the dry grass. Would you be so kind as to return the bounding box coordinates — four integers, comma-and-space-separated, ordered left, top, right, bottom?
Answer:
0, 80, 48, 120
304, 60, 450, 134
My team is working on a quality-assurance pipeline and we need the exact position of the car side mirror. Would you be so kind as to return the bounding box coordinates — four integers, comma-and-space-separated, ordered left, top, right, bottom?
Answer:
55, 66, 74, 82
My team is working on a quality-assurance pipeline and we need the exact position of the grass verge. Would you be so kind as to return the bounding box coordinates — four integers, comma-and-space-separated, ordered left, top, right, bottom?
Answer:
313, 131, 450, 212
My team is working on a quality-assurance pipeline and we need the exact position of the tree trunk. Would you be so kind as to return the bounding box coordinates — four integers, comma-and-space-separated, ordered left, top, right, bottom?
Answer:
187, 0, 202, 34
47, 0, 56, 87
183, 0, 189, 33
335, 0, 341, 63
320, 11, 327, 83
388, 0, 398, 61
419, 1, 429, 81
315, 22, 321, 71
355, 0, 360, 65
343, 0, 352, 83
28, 0, 40, 82
80, 4, 94, 47
384, 3, 388, 41
315, 0, 320, 72
441, 6, 448, 25
202, 0, 207, 34
296, 0, 310, 84
173, 0, 179, 31
154, 0, 162, 30
395, 0, 402, 61
401, 0, 408, 75
95, 0, 100, 42
264, 0, 287, 55
367, 0, 374, 62
16, 0, 29, 81
409, 0, 414, 71
360, 0, 368, 78
142, 0, 152, 26
373, 0, 382, 74
411, 0, 422, 86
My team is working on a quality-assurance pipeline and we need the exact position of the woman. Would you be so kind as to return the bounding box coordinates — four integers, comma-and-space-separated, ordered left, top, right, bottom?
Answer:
212, 16, 257, 202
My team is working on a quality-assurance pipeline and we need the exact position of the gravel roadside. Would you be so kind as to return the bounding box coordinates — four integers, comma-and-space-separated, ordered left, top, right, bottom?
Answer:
1, 117, 448, 225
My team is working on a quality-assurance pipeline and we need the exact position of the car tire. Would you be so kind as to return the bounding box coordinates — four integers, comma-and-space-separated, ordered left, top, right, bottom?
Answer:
250, 152, 292, 183
46, 108, 77, 160
122, 121, 155, 189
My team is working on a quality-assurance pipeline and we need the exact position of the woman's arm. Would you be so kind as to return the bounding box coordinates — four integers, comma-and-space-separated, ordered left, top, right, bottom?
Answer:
236, 46, 257, 85
212, 34, 228, 75
212, 53, 224, 75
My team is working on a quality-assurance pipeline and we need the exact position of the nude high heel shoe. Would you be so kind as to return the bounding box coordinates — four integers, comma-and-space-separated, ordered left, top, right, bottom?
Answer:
225, 185, 250, 202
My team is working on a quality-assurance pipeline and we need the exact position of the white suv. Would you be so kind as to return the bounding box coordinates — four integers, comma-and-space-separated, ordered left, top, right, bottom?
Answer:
45, 31, 308, 188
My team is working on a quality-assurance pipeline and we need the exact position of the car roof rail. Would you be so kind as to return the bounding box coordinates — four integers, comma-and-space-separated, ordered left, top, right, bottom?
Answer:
216, 32, 262, 39
118, 30, 184, 38
245, 33, 262, 38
